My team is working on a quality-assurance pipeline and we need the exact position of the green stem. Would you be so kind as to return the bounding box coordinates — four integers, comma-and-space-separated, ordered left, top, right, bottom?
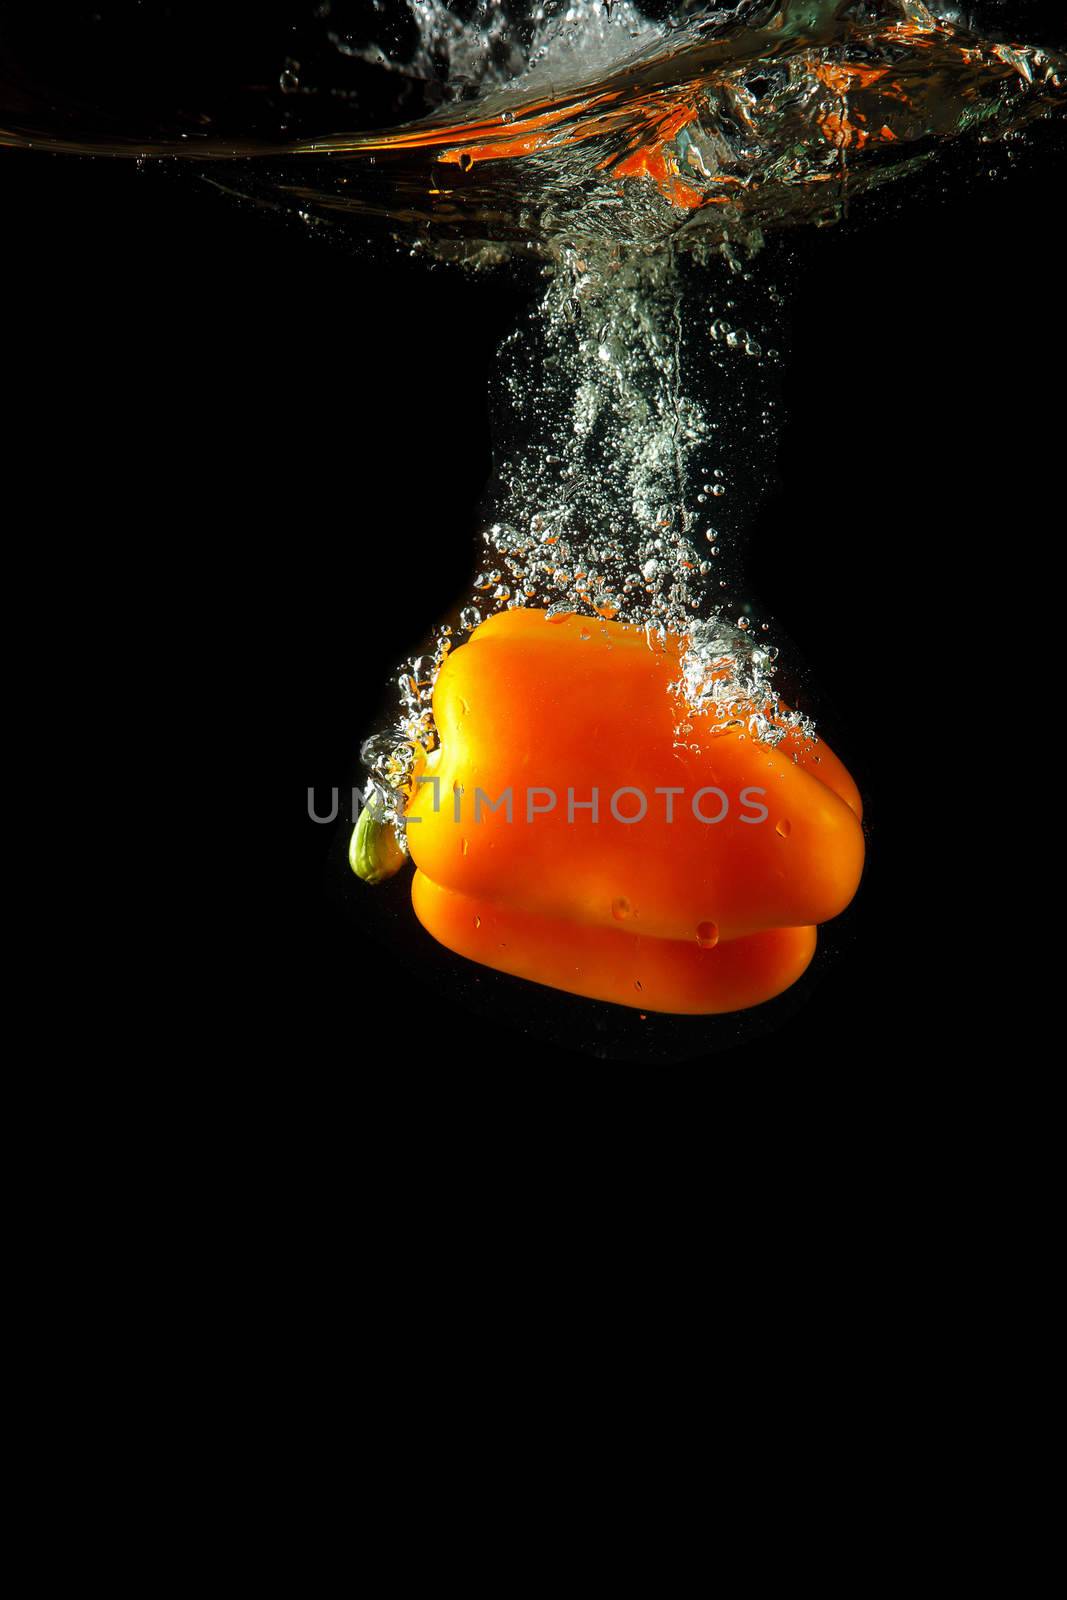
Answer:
349, 803, 407, 885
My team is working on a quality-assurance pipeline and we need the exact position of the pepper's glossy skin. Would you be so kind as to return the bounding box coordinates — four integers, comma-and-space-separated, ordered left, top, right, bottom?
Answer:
406, 609, 864, 1014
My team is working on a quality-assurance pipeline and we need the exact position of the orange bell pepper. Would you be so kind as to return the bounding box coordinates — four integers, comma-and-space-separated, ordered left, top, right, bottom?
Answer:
403, 608, 864, 1015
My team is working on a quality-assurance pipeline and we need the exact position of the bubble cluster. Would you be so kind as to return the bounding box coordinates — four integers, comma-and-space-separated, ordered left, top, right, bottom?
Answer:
365, 228, 812, 825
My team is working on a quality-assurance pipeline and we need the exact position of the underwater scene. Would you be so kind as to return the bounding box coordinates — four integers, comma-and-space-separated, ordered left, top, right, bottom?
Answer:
7, 2, 1063, 1061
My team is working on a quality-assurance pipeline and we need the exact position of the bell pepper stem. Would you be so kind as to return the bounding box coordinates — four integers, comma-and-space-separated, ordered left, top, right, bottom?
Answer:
349, 801, 407, 885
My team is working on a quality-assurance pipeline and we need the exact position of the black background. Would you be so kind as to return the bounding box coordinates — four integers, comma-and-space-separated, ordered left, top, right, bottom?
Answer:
4, 2, 1063, 1076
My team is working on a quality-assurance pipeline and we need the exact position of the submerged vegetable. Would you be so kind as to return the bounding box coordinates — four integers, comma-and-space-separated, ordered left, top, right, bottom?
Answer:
403, 608, 864, 1015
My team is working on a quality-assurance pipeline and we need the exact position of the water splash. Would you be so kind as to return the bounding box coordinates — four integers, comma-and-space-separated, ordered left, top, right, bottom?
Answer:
4, 4, 1062, 258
